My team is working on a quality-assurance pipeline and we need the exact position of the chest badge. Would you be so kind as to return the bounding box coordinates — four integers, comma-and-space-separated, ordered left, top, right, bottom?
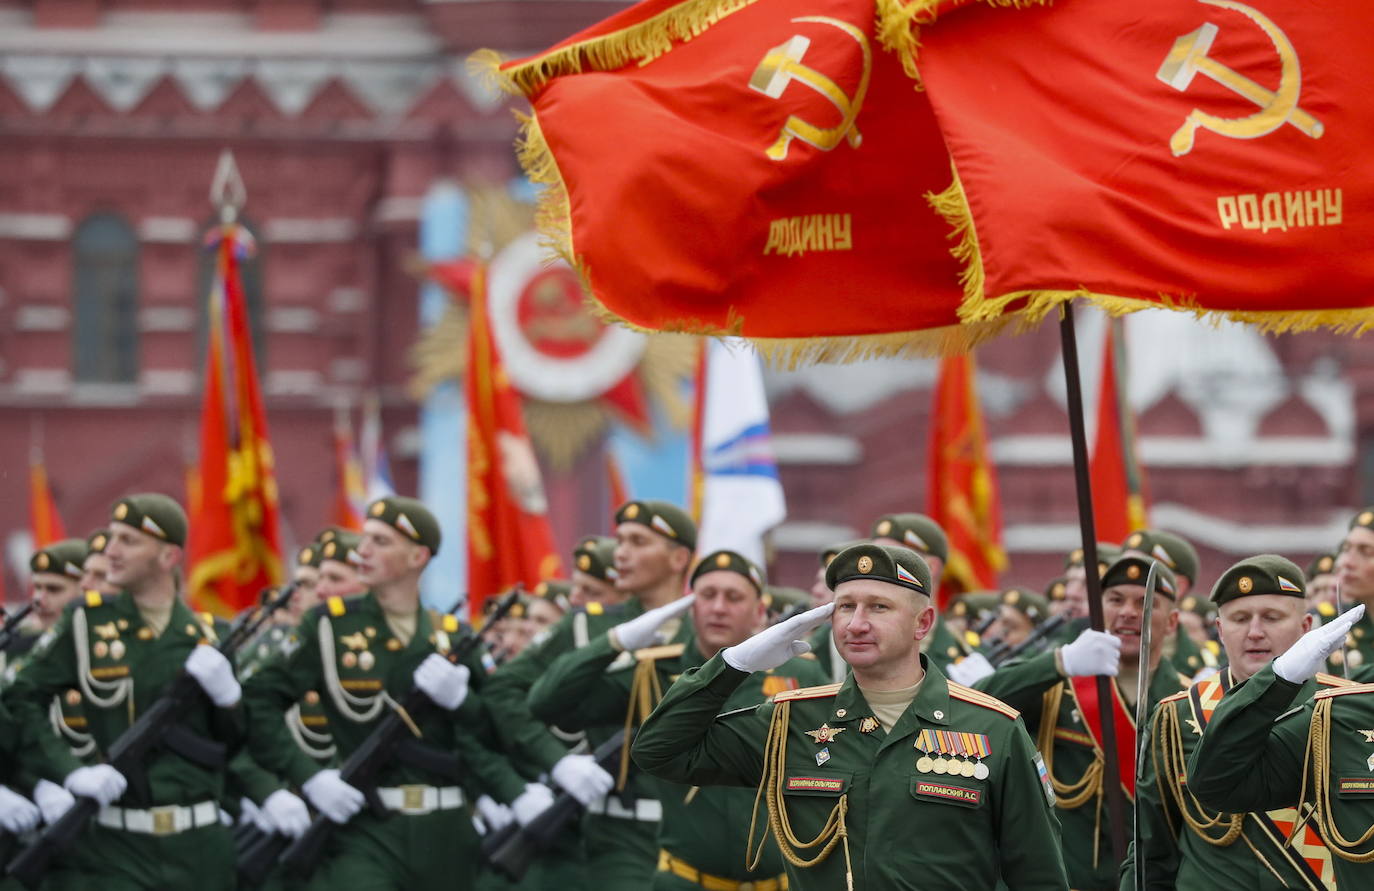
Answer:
1358, 729, 1374, 743
815, 747, 831, 766
858, 716, 879, 734
805, 724, 846, 744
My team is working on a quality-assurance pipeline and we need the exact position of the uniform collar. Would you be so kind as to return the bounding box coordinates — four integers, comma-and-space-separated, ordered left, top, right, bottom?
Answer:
826, 655, 952, 734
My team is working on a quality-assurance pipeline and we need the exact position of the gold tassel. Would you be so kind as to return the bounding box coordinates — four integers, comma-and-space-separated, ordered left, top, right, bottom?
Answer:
618, 656, 666, 790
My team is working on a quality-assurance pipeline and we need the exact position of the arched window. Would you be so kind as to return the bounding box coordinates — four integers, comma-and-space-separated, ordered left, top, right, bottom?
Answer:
196, 217, 267, 371
72, 213, 139, 382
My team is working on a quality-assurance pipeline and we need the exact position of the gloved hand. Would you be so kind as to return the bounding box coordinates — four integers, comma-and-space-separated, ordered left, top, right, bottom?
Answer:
511, 783, 555, 827
301, 769, 364, 825
1275, 604, 1365, 683
550, 753, 615, 806
261, 789, 311, 839
609, 595, 696, 652
0, 786, 40, 834
32, 778, 74, 825
476, 795, 513, 833
945, 652, 996, 686
63, 764, 127, 807
1059, 629, 1121, 677
413, 654, 470, 711
185, 645, 242, 707
723, 603, 834, 673
239, 796, 273, 833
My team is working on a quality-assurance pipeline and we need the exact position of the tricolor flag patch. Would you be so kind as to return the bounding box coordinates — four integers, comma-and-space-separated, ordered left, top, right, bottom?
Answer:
651, 515, 678, 538
903, 530, 930, 551
1151, 544, 1177, 568
395, 512, 420, 540
1277, 576, 1301, 593
895, 564, 922, 588
141, 516, 165, 539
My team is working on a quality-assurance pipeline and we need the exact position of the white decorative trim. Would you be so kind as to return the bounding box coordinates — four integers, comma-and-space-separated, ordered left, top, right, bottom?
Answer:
266, 370, 323, 397
771, 433, 862, 466
171, 58, 250, 111
373, 196, 424, 225
991, 434, 1352, 468
772, 521, 862, 552
328, 287, 366, 313
263, 218, 358, 244
256, 59, 334, 116
83, 57, 166, 112
138, 217, 197, 244
14, 369, 72, 395
15, 306, 70, 332
266, 307, 321, 333
139, 369, 196, 396
139, 307, 196, 332
0, 213, 72, 240
330, 358, 366, 382
0, 55, 79, 113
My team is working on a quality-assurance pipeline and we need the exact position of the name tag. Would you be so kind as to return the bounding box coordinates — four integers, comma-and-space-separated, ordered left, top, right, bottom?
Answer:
784, 773, 849, 796
1337, 778, 1374, 796
913, 780, 982, 807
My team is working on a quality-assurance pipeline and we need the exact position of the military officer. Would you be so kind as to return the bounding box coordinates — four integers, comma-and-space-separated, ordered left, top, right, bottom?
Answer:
1120, 529, 1210, 677
243, 495, 542, 890
80, 528, 119, 597
530, 549, 827, 891
569, 535, 625, 608
1126, 555, 1351, 890
1305, 553, 1339, 610
1, 540, 88, 683
1186, 598, 1373, 885
1328, 508, 1374, 677
975, 554, 1185, 890
5, 494, 255, 890
985, 587, 1050, 651
633, 543, 1069, 889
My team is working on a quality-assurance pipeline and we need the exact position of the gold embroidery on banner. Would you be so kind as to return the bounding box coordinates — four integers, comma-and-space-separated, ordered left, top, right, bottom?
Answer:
763, 213, 853, 257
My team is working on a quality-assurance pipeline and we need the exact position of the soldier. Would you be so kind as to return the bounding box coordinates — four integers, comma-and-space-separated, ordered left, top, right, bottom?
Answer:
1328, 508, 1374, 676
569, 536, 625, 608
1, 539, 87, 682
806, 542, 852, 683
314, 532, 366, 603
974, 554, 1184, 890
243, 495, 543, 890
1059, 543, 1123, 626
1186, 601, 1372, 885
1305, 552, 1339, 610
80, 528, 119, 597
633, 543, 1069, 889
1174, 594, 1222, 678
530, 549, 828, 890
4, 494, 253, 889
1046, 577, 1070, 618
1121, 529, 1210, 677
985, 587, 1050, 650
0, 699, 42, 880
871, 514, 978, 666
1125, 555, 1351, 890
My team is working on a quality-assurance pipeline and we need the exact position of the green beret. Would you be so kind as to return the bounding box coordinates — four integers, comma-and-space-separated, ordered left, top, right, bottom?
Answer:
1065, 542, 1121, 577
1101, 555, 1178, 600
315, 526, 348, 545
296, 544, 324, 569
572, 536, 619, 582
1045, 576, 1068, 602
532, 579, 573, 610
948, 590, 999, 620
1178, 595, 1217, 618
111, 493, 188, 547
320, 532, 362, 566
30, 539, 88, 579
999, 587, 1049, 624
615, 500, 696, 550
870, 514, 948, 563
1306, 552, 1338, 579
764, 585, 809, 613
1210, 554, 1306, 607
366, 496, 441, 555
85, 528, 111, 555
1122, 529, 1200, 583
826, 543, 932, 596
691, 549, 765, 593
1348, 508, 1374, 531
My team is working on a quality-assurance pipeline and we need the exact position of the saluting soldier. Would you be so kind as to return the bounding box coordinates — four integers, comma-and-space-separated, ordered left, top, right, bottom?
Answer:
243, 496, 543, 890
1126, 555, 1351, 890
4, 494, 249, 889
975, 554, 1186, 890
530, 549, 826, 891
633, 543, 1068, 890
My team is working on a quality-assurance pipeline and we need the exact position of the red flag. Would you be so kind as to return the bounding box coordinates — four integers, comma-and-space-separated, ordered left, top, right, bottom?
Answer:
479, 0, 1006, 365
914, 0, 1374, 335
926, 351, 1004, 607
331, 408, 367, 532
187, 222, 284, 616
1089, 320, 1149, 544
28, 457, 66, 548
466, 261, 563, 619
606, 451, 630, 530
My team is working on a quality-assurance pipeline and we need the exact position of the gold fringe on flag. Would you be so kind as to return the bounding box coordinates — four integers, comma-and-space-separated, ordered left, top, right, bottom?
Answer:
875, 0, 1052, 89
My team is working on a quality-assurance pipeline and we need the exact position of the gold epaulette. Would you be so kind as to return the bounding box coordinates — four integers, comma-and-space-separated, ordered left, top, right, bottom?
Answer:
947, 682, 1020, 720
1159, 689, 1191, 705
634, 643, 686, 662
327, 596, 346, 617
441, 614, 460, 633
1316, 672, 1357, 687
773, 682, 842, 702
84, 591, 103, 608
1314, 682, 1374, 700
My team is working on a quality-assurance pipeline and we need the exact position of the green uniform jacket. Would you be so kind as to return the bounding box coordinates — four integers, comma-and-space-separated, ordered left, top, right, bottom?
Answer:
530, 629, 828, 880
241, 592, 524, 802
4, 592, 243, 806
1188, 664, 1374, 888
633, 652, 1069, 890
976, 650, 1188, 890
1123, 667, 1348, 890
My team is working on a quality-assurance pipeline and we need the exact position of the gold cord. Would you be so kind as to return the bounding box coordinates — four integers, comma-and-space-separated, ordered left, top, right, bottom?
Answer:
1302, 697, 1374, 861
1152, 701, 1244, 846
619, 656, 665, 789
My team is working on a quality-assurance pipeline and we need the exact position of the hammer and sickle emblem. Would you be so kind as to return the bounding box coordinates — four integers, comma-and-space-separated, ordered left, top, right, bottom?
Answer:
748, 16, 872, 161
1157, 0, 1323, 157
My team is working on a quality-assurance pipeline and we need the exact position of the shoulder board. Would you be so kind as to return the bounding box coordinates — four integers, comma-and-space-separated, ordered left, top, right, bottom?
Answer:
1315, 682, 1374, 700
1317, 672, 1357, 688
313, 595, 364, 620
774, 682, 843, 702
327, 596, 346, 617
84, 591, 103, 608
634, 643, 686, 662
1159, 689, 1190, 705
1317, 602, 1337, 618
799, 651, 818, 660
947, 681, 1020, 720
441, 613, 460, 634
584, 602, 603, 616
963, 630, 981, 647
1204, 640, 1221, 655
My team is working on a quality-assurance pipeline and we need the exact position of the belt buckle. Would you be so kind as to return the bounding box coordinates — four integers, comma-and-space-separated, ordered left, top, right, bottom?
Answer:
150, 806, 177, 836
738, 883, 755, 891
400, 784, 426, 813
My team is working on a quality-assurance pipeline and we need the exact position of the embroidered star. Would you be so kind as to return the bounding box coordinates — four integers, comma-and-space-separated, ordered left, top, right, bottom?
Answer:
1186, 718, 1203, 737
1359, 730, 1374, 743
805, 724, 846, 744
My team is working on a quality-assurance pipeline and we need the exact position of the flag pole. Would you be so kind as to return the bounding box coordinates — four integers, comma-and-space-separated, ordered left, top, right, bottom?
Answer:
1058, 304, 1128, 863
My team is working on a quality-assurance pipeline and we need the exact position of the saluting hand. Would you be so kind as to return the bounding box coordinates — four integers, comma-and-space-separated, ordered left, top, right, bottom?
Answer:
610, 595, 696, 652
1275, 603, 1365, 684
723, 602, 834, 674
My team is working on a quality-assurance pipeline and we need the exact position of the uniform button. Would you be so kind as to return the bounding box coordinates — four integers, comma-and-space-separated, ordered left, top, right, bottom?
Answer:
835, 708, 847, 718
934, 710, 944, 720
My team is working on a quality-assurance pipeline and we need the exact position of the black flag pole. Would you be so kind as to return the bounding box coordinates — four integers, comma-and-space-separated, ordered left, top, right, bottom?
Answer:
1057, 304, 1128, 864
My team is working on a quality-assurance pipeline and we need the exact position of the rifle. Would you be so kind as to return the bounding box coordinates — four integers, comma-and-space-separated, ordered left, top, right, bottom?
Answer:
985, 614, 1069, 667
6, 583, 296, 890
482, 728, 630, 882
0, 604, 35, 652
238, 588, 520, 884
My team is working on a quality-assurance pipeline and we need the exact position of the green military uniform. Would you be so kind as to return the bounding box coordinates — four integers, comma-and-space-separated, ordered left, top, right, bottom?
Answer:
977, 555, 1188, 889
1122, 549, 1346, 889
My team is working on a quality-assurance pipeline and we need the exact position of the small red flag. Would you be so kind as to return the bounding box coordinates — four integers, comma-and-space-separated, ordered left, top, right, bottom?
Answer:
28, 458, 66, 549
331, 409, 367, 532
1089, 320, 1149, 544
606, 452, 630, 530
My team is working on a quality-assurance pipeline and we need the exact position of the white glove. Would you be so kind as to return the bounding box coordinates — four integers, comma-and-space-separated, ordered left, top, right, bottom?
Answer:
413, 654, 470, 711
550, 753, 615, 807
32, 778, 74, 825
476, 794, 513, 833
723, 603, 834, 673
63, 764, 127, 807
1275, 604, 1365, 684
1059, 629, 1121, 677
301, 769, 364, 825
511, 782, 555, 827
219, 807, 233, 827
610, 595, 696, 652
239, 796, 273, 833
946, 652, 996, 686
0, 786, 40, 834
261, 789, 311, 839
185, 645, 242, 707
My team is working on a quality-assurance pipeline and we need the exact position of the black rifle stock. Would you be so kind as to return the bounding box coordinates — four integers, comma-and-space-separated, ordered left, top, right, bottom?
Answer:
6, 584, 295, 889
987, 614, 1068, 667
0, 604, 35, 652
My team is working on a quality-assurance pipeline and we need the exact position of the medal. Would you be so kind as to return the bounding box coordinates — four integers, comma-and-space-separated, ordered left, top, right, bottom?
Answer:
93, 641, 108, 659
974, 762, 989, 780
859, 716, 879, 734
110, 640, 125, 661
342, 652, 358, 669
916, 756, 934, 773
959, 759, 976, 778
359, 651, 376, 671
931, 757, 948, 775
